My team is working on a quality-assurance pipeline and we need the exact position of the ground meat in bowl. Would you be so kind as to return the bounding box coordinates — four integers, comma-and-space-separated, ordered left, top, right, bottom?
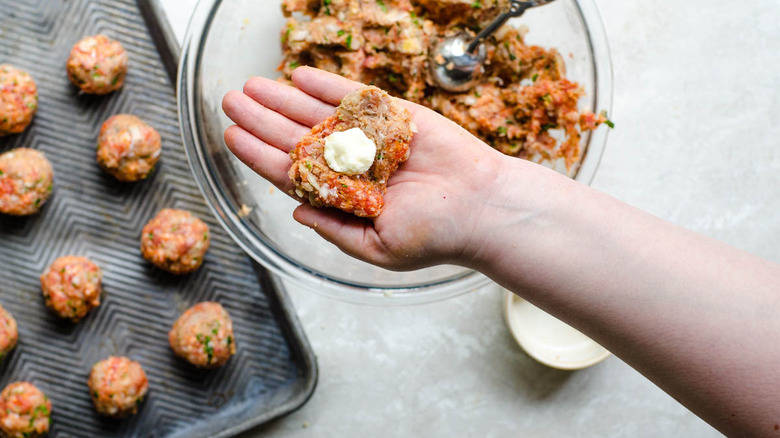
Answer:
0, 382, 51, 438
87, 356, 149, 417
289, 86, 413, 217
40, 256, 102, 322
0, 148, 54, 216
66, 35, 128, 95
279, 1, 610, 171
96, 114, 162, 182
169, 302, 236, 368
0, 65, 38, 136
141, 208, 210, 274
0, 304, 18, 362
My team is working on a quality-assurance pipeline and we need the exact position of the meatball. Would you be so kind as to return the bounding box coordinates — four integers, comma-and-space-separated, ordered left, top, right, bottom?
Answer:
40, 256, 102, 322
96, 114, 162, 182
0, 148, 54, 216
140, 209, 210, 274
169, 302, 236, 368
87, 356, 148, 417
0, 304, 18, 361
0, 382, 51, 438
66, 35, 128, 95
0, 65, 38, 136
289, 86, 412, 217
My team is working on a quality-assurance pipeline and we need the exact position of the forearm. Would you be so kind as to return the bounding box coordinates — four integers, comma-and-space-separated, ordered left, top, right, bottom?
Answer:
467, 156, 780, 436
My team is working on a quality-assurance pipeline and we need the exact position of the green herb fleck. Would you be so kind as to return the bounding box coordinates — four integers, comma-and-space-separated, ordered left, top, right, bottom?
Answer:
532, 73, 538, 82
497, 126, 507, 135
345, 34, 353, 49
474, 90, 481, 98
388, 73, 398, 83
600, 110, 615, 128
541, 123, 558, 132
541, 93, 551, 103
289, 61, 300, 69
111, 75, 120, 86
33, 405, 48, 417
337, 29, 345, 37
471, 0, 482, 8
377, 0, 388, 12
323, 0, 331, 15
227, 336, 233, 347
204, 335, 214, 364
148, 232, 154, 240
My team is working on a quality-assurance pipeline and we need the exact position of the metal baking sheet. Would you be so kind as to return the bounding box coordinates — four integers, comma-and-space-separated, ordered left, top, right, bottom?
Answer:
0, 0, 317, 436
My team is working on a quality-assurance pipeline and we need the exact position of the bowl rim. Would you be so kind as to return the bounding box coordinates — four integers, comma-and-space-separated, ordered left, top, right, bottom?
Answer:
176, 0, 613, 305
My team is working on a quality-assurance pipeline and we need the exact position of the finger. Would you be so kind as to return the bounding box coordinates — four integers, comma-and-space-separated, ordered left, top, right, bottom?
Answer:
224, 125, 297, 195
291, 66, 364, 106
222, 90, 308, 153
292, 204, 391, 266
290, 66, 432, 133
243, 76, 336, 128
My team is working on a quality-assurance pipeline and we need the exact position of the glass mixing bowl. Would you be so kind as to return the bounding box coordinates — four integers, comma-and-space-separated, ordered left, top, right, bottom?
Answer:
177, 0, 612, 305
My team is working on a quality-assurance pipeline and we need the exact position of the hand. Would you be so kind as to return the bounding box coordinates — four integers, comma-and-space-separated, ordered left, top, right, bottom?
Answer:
222, 67, 516, 270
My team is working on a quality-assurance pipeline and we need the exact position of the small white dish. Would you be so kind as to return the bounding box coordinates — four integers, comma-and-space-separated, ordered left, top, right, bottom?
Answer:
503, 290, 611, 370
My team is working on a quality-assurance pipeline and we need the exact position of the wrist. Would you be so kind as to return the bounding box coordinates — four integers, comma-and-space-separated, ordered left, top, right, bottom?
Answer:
459, 155, 579, 274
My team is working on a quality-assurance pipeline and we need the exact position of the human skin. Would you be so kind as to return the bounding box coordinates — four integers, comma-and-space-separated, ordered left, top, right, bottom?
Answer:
223, 66, 780, 437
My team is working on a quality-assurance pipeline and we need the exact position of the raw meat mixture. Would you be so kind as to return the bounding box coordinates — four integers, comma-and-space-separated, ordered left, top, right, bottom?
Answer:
279, 0, 608, 170
289, 86, 412, 217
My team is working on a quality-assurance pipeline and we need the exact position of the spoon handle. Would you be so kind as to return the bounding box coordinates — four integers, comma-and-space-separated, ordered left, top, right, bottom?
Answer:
466, 0, 532, 53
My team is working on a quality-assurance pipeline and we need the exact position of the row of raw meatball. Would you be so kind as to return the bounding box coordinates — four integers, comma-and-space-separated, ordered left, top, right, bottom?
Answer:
1, 35, 236, 437
0, 207, 230, 435
1, 34, 129, 137
1, 36, 163, 218
0, 300, 236, 437
35, 206, 215, 323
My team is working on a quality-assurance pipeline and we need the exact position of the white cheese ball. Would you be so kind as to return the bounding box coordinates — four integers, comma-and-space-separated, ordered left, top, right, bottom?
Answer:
323, 127, 376, 175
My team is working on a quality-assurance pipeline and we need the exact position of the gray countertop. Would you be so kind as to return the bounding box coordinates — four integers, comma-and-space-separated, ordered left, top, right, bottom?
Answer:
162, 0, 779, 436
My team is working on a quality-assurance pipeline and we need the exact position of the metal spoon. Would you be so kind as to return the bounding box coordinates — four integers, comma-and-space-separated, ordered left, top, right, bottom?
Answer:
429, 0, 557, 92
